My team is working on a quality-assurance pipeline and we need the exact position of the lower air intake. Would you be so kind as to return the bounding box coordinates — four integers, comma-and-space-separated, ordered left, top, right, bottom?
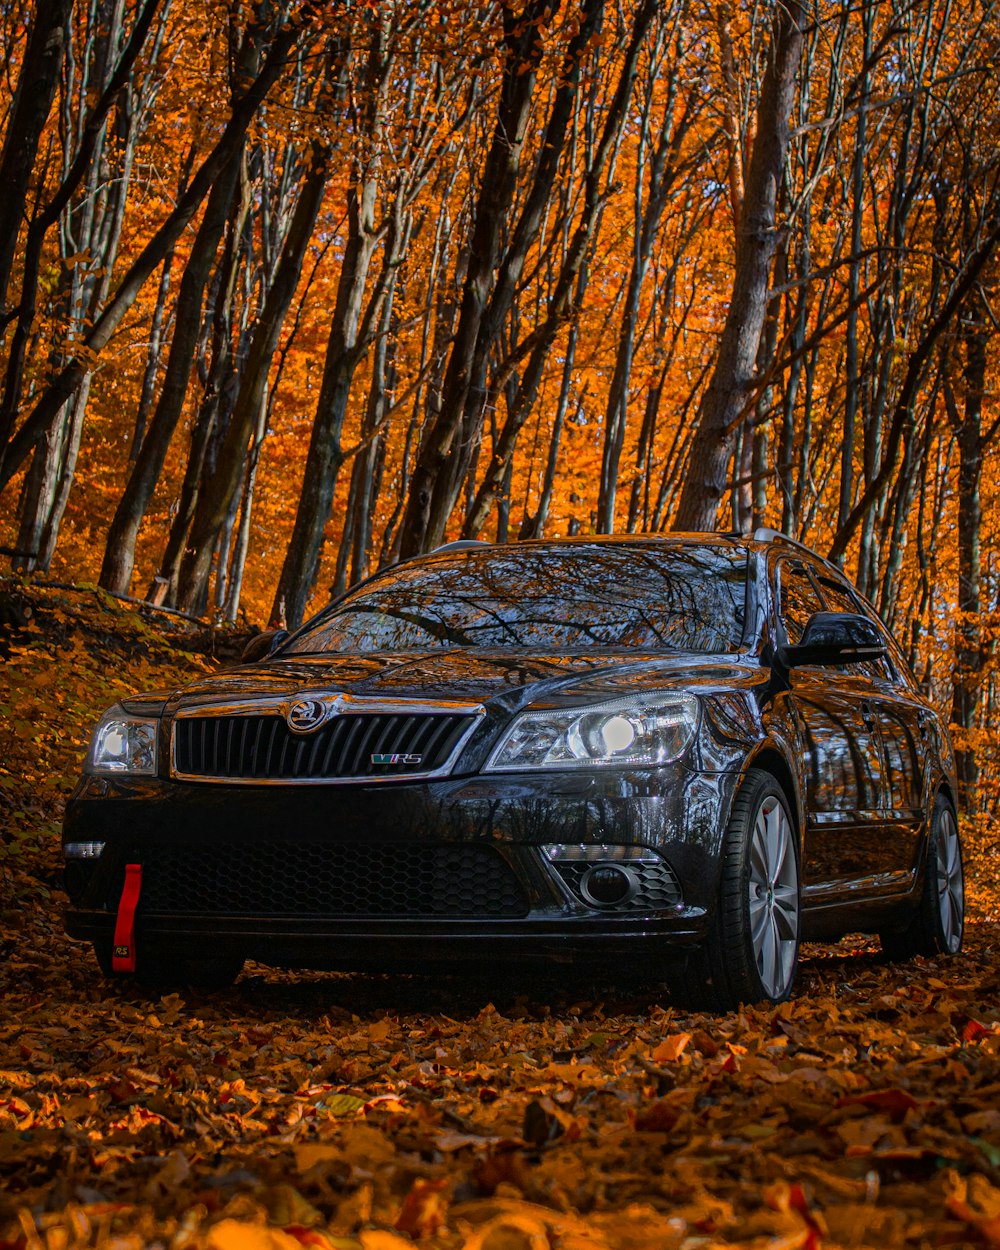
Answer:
112, 842, 529, 919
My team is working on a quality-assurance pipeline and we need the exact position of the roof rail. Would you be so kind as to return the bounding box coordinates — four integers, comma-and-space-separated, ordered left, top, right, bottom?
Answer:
752, 528, 855, 584
753, 527, 817, 557
432, 539, 492, 554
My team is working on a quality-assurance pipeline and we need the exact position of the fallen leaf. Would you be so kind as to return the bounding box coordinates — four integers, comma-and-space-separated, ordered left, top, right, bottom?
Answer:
651, 1032, 692, 1063
395, 1178, 449, 1237
207, 1220, 306, 1250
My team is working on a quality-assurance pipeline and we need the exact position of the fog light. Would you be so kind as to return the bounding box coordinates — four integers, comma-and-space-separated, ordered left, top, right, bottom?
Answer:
579, 862, 635, 907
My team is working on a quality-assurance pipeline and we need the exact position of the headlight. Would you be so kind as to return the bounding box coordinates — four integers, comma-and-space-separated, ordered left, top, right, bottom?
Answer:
87, 706, 159, 775
485, 693, 698, 772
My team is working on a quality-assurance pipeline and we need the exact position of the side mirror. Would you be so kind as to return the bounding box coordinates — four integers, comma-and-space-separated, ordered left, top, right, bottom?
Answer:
776, 612, 886, 670
241, 628, 289, 664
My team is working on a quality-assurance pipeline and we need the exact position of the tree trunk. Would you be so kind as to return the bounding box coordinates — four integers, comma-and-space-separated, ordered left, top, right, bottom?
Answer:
0, 6, 309, 492
98, 8, 295, 596
826, 211, 1000, 564
0, 0, 73, 322
597, 17, 695, 532
15, 0, 146, 572
268, 180, 379, 626
0, 0, 162, 453
777, 231, 808, 536
339, 282, 398, 593
175, 146, 331, 614
673, 0, 805, 532
155, 179, 254, 608
949, 321, 988, 811
269, 11, 421, 627
129, 251, 175, 463
461, 0, 660, 541
98, 154, 246, 594
432, 0, 610, 546
396, 0, 571, 558
221, 396, 269, 624
524, 315, 582, 540
16, 380, 90, 572
837, 2, 872, 543
740, 227, 785, 534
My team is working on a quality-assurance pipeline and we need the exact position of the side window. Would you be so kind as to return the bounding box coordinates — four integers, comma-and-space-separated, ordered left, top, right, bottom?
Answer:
813, 572, 864, 621
842, 585, 920, 691
813, 571, 895, 683
778, 561, 824, 644
881, 630, 919, 691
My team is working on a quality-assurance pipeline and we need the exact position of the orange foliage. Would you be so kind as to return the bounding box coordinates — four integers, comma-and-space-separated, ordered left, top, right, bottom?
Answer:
0, 0, 998, 795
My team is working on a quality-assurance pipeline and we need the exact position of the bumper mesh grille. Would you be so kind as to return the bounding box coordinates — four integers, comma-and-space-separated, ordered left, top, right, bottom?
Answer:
553, 860, 682, 912
112, 842, 529, 919
172, 712, 475, 781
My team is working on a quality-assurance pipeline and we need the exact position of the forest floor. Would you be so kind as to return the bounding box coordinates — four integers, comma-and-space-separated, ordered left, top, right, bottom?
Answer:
2, 578, 1000, 1250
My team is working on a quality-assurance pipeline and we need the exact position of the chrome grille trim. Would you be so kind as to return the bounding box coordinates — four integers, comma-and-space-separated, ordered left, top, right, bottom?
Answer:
169, 695, 485, 784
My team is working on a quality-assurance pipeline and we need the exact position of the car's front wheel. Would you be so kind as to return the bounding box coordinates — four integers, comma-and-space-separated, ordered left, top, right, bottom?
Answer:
680, 768, 800, 1011
881, 793, 964, 960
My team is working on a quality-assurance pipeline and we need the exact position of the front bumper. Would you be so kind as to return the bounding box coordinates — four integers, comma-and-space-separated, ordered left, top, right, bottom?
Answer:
63, 914, 710, 970
63, 764, 735, 969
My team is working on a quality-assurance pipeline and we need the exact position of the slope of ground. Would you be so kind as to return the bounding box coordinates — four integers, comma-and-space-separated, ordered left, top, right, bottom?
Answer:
2, 578, 999, 1250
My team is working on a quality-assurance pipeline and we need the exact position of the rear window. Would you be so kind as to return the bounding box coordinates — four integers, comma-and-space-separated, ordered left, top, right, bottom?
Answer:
285, 543, 747, 655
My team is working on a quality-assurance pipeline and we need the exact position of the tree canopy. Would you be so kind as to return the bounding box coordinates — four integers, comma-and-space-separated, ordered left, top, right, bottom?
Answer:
1, 0, 998, 796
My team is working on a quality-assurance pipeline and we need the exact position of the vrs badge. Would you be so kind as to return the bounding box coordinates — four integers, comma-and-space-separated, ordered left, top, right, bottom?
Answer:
371, 753, 423, 765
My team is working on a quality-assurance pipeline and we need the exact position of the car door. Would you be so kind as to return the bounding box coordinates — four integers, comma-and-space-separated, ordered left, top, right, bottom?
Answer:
774, 558, 885, 891
813, 572, 924, 884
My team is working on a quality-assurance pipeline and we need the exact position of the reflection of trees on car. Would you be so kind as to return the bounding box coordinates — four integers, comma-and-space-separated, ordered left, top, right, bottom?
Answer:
284, 545, 747, 655
64, 532, 964, 1008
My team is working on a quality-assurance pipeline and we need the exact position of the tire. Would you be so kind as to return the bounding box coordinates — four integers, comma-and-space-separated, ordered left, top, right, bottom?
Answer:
678, 768, 801, 1011
91, 940, 244, 991
92, 939, 114, 978
880, 793, 963, 960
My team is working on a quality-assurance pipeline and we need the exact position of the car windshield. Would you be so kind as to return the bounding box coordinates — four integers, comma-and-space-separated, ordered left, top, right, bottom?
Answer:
284, 543, 747, 655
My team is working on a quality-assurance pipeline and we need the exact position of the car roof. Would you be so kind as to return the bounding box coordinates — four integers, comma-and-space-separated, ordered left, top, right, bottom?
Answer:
421, 531, 855, 600
426, 533, 748, 556
426, 529, 827, 560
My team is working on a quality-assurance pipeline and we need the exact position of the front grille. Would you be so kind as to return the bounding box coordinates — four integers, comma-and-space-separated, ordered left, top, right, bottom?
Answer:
173, 712, 475, 781
111, 842, 529, 918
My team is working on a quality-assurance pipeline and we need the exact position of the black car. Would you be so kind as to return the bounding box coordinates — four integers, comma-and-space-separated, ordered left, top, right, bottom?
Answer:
63, 530, 964, 1008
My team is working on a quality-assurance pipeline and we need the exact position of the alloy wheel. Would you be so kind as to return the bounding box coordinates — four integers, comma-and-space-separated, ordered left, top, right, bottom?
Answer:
748, 795, 800, 999
936, 806, 964, 954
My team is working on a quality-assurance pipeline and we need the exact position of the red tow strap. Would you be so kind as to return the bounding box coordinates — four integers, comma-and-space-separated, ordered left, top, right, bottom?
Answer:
113, 863, 142, 972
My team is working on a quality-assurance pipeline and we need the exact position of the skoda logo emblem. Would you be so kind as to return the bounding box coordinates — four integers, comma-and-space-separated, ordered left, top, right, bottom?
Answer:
287, 698, 331, 734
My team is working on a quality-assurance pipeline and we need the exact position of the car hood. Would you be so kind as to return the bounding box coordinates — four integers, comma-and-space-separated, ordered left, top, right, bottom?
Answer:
149, 648, 758, 720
